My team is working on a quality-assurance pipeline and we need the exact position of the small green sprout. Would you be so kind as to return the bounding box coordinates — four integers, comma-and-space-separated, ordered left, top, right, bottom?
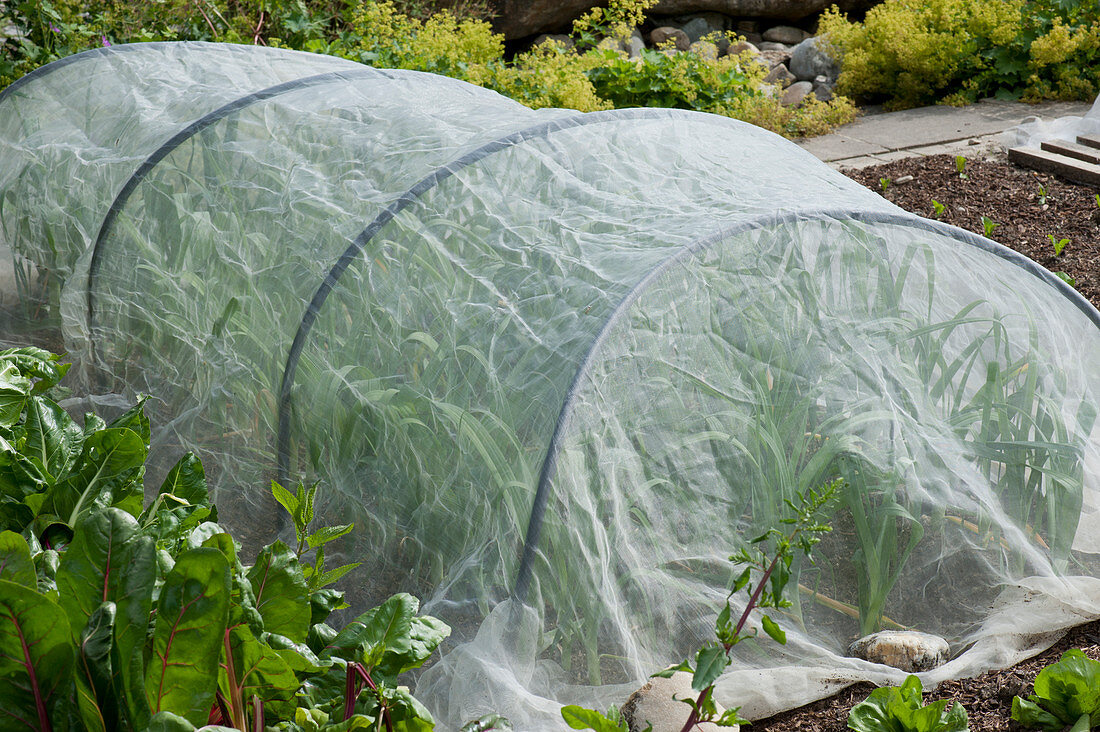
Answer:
879, 177, 891, 193
1094, 193, 1099, 208
1037, 182, 1048, 205
1049, 234, 1069, 256
931, 200, 945, 217
955, 155, 968, 179
1054, 272, 1076, 287
981, 215, 998, 238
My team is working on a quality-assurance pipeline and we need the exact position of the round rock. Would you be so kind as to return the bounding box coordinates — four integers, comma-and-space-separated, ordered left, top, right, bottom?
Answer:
790, 36, 841, 82
727, 40, 760, 57
848, 631, 951, 672
622, 671, 734, 732
763, 25, 807, 45
781, 80, 813, 106
650, 26, 691, 51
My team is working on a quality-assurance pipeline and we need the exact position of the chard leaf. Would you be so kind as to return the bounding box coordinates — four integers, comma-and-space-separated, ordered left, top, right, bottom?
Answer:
54, 507, 156, 728
0, 578, 74, 731
140, 453, 212, 542
0, 530, 36, 587
247, 541, 310, 642
106, 398, 150, 445
145, 711, 197, 731
23, 397, 82, 483
219, 624, 299, 721
47, 428, 146, 525
322, 593, 451, 680
76, 601, 116, 730
309, 587, 347, 626
145, 547, 230, 725
324, 593, 417, 665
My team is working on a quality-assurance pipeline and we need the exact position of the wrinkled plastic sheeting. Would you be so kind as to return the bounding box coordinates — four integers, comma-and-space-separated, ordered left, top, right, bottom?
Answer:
2, 42, 1100, 731
1002, 92, 1100, 147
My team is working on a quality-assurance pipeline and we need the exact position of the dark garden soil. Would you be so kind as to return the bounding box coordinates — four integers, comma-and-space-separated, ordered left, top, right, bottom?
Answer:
749, 153, 1100, 732
843, 153, 1100, 313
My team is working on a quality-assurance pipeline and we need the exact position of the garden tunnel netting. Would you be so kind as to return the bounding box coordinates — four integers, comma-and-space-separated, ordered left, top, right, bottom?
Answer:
3, 41, 1100, 730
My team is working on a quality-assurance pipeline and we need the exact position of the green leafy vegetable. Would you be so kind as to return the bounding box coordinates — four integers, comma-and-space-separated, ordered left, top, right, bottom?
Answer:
848, 675, 969, 732
1012, 649, 1100, 730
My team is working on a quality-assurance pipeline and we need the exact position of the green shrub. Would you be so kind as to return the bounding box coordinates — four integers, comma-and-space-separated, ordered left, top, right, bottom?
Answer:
0, 0, 856, 137
819, 0, 1100, 109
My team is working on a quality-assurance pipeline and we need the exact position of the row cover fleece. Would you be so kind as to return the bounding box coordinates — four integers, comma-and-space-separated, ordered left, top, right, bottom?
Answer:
2, 41, 1100, 730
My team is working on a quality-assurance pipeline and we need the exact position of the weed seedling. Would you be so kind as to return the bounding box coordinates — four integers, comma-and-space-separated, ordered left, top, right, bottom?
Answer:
981, 215, 998, 238
955, 155, 968, 179
1037, 182, 1048, 205
1049, 234, 1069, 256
561, 480, 839, 732
879, 177, 891, 193
931, 199, 945, 218
1054, 272, 1076, 287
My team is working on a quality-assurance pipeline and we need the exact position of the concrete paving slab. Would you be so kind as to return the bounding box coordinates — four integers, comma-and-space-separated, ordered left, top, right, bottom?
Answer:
831, 155, 889, 169
798, 98, 1094, 164
796, 133, 889, 161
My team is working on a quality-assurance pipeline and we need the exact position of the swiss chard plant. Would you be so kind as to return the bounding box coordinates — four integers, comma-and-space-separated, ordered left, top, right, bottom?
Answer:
1012, 649, 1100, 731
0, 346, 454, 732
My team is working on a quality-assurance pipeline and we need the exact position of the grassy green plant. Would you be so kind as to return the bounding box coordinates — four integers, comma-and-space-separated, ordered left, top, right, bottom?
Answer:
1011, 649, 1100, 731
848, 675, 969, 732
1049, 234, 1069, 256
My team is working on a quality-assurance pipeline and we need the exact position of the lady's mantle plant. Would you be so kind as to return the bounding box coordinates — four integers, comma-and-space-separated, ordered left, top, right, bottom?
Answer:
0, 346, 448, 731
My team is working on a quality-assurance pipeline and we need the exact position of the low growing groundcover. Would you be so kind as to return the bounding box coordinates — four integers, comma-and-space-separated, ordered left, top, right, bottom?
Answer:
2, 42, 1100, 729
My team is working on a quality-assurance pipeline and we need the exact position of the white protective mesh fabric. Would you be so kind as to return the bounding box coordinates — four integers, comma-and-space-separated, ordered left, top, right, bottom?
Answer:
1003, 92, 1100, 147
2, 42, 1100, 731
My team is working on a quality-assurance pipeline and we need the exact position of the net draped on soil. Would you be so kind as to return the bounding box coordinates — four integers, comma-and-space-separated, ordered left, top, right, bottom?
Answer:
3, 41, 1100, 730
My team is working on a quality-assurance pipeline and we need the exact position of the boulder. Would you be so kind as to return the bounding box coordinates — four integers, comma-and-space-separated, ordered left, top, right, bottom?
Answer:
650, 26, 692, 51
626, 30, 646, 58
781, 80, 813, 106
765, 63, 797, 88
758, 41, 791, 52
494, 1, 881, 41
727, 40, 760, 57
680, 14, 727, 43
811, 73, 834, 100
762, 25, 807, 45
848, 631, 951, 672
757, 48, 792, 69
789, 36, 841, 82
621, 672, 734, 732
